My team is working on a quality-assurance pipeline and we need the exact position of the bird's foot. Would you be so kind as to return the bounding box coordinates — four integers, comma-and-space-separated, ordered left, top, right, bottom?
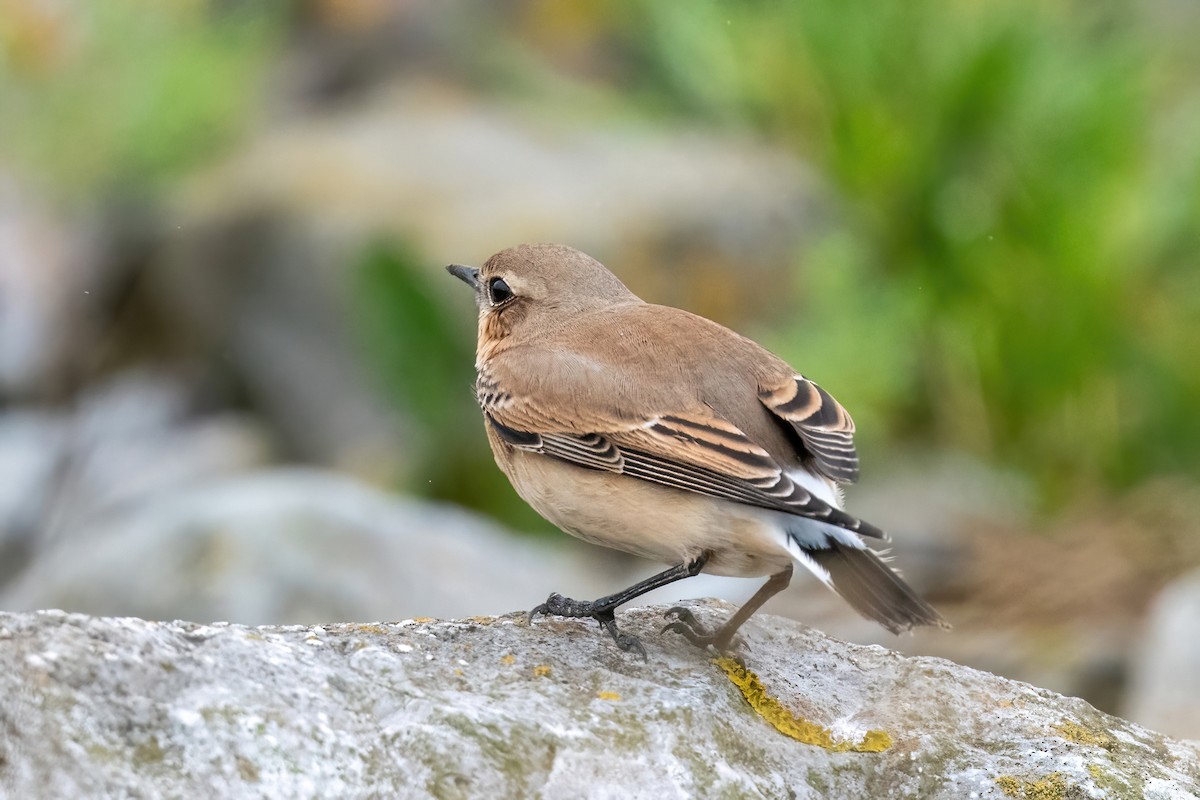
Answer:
528, 592, 600, 621
661, 606, 747, 654
595, 610, 647, 660
528, 593, 647, 661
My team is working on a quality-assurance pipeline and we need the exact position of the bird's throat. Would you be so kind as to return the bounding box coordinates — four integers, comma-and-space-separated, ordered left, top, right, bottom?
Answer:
477, 310, 515, 366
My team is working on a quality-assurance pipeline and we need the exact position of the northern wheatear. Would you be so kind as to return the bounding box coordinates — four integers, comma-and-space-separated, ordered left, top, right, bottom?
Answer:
447, 244, 946, 657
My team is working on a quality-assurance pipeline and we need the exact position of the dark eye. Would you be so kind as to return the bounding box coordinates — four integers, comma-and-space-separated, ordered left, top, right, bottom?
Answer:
488, 276, 514, 305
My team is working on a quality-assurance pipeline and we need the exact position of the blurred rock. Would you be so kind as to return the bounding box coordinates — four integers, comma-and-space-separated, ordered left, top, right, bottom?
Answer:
0, 468, 616, 625
756, 456, 1188, 719
29, 370, 271, 550
180, 78, 816, 305
148, 218, 408, 477
0, 177, 100, 399
2, 606, 1198, 799
0, 411, 64, 580
1125, 568, 1200, 740
0, 370, 269, 588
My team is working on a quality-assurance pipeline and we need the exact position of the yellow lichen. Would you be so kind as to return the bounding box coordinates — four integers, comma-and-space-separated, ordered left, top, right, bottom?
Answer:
995, 772, 1070, 799
714, 657, 892, 753
1054, 720, 1116, 750
1087, 763, 1132, 796
596, 691, 622, 701
500, 654, 516, 666
533, 664, 552, 678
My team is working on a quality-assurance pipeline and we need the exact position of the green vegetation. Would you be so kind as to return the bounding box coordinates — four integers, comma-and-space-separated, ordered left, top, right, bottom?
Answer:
0, 1, 283, 194
4, 1, 1197, 523
347, 1, 1200, 520
611, 0, 1200, 499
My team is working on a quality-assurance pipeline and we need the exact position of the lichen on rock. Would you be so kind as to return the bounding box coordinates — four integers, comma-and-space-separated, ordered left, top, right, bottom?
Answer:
714, 656, 892, 753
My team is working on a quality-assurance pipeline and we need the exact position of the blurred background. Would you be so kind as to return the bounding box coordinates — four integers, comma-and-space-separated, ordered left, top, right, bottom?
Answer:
2, 0, 1199, 738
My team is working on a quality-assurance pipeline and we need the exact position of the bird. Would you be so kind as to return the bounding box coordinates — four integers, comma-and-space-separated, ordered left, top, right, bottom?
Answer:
446, 243, 946, 657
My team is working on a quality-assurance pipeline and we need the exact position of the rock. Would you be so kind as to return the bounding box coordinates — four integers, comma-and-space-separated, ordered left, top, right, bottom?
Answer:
0, 410, 64, 559
0, 176, 100, 398
177, 78, 815, 309
0, 371, 271, 568
0, 606, 1196, 799
0, 469, 617, 625
150, 222, 413, 475
41, 371, 271, 544
1125, 568, 1200, 740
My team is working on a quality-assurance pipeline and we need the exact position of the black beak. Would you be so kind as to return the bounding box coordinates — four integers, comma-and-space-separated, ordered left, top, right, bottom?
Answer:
446, 264, 480, 290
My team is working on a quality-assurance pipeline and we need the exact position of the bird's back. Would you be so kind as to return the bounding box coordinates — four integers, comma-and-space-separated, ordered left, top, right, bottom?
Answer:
497, 301, 810, 472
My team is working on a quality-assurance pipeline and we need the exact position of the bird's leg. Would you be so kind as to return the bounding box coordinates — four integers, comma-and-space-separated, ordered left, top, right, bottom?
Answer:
664, 565, 793, 653
529, 553, 710, 659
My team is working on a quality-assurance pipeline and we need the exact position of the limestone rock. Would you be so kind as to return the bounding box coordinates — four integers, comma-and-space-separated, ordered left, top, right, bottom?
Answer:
1, 605, 1197, 799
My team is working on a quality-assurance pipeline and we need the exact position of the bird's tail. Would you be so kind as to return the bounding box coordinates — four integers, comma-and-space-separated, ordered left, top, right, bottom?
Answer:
782, 520, 948, 634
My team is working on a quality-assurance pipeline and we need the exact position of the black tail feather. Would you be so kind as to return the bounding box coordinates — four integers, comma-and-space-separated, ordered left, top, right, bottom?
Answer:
807, 544, 949, 634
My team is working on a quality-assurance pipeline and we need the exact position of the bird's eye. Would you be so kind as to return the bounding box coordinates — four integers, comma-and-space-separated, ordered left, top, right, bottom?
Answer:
488, 277, 514, 305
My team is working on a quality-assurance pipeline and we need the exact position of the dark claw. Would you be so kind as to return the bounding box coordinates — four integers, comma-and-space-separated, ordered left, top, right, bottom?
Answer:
615, 633, 648, 661
526, 592, 563, 623
661, 608, 748, 654
599, 615, 647, 661
596, 610, 647, 661
663, 606, 703, 628
661, 620, 713, 648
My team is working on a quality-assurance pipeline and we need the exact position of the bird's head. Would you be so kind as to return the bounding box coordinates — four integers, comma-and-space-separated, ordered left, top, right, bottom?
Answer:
446, 244, 638, 354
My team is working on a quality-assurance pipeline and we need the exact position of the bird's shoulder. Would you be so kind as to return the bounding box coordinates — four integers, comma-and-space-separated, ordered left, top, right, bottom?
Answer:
478, 301, 797, 448
483, 299, 861, 483
501, 302, 794, 387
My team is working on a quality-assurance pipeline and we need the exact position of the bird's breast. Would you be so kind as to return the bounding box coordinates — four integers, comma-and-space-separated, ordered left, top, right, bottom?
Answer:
485, 426, 791, 577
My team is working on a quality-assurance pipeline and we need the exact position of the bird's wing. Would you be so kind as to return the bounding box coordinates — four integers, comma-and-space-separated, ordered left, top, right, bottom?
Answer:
478, 362, 882, 539
758, 375, 860, 484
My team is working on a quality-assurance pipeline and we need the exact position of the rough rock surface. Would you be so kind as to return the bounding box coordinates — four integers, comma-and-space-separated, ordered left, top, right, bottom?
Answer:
2, 605, 1197, 799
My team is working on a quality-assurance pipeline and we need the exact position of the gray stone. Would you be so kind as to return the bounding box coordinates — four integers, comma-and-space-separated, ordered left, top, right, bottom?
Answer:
41, 372, 270, 545
178, 79, 815, 287
0, 468, 617, 625
0, 411, 64, 553
0, 371, 271, 566
0, 605, 1196, 799
0, 177, 99, 398
1125, 568, 1200, 740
